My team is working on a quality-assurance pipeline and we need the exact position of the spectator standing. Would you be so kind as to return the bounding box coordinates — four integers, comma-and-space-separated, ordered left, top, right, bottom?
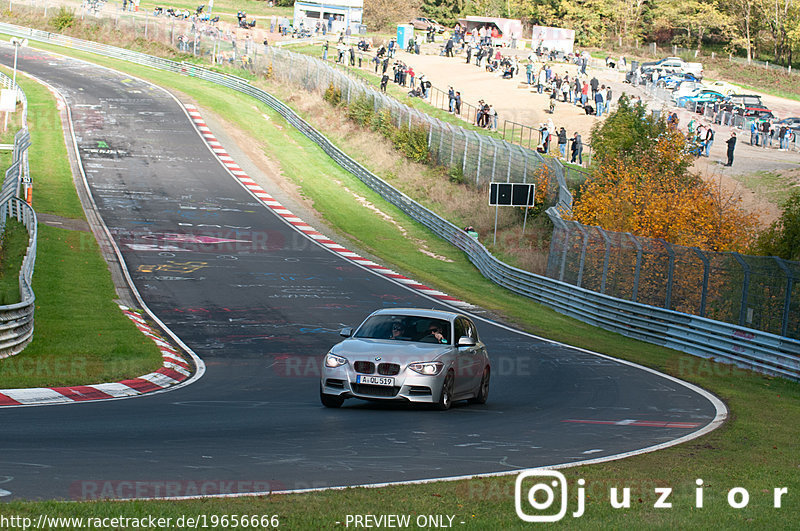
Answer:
454, 91, 462, 115
490, 105, 498, 131
557, 127, 568, 158
322, 41, 328, 61
605, 86, 612, 110
590, 76, 599, 99
526, 62, 533, 85
704, 126, 714, 157
750, 120, 759, 146
594, 88, 605, 117
448, 87, 456, 113
581, 81, 589, 106
780, 125, 790, 150
725, 131, 737, 166
536, 67, 545, 93
570, 132, 583, 165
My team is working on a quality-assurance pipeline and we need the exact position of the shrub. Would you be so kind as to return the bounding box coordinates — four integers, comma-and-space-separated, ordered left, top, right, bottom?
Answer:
346, 95, 374, 127
49, 7, 75, 32
371, 109, 395, 137
394, 124, 429, 163
751, 190, 800, 261
448, 165, 464, 184
323, 83, 342, 106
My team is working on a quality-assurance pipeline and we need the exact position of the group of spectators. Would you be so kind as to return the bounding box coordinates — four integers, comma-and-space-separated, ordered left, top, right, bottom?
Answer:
750, 120, 796, 150
377, 60, 429, 98
535, 118, 585, 164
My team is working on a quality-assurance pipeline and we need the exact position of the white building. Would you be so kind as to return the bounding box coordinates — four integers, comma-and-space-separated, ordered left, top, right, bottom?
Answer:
293, 0, 364, 33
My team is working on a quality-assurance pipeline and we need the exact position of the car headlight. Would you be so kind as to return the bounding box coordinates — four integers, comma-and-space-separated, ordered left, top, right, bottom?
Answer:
408, 362, 443, 376
325, 353, 347, 368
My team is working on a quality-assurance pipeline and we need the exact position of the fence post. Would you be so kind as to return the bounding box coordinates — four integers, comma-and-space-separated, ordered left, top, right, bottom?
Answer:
628, 233, 643, 303
731, 252, 750, 326
490, 140, 498, 181
462, 134, 469, 175
521, 146, 528, 183
662, 239, 675, 309
506, 145, 512, 181
692, 247, 710, 317
427, 121, 433, 148
598, 227, 612, 294
558, 218, 571, 282
773, 257, 794, 337
448, 128, 455, 165
475, 135, 483, 184
576, 224, 590, 288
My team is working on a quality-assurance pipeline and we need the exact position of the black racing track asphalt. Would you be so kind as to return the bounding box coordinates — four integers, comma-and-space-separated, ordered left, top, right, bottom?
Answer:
0, 46, 724, 501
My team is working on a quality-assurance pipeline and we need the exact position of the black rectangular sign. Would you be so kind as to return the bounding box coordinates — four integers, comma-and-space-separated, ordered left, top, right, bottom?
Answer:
489, 182, 535, 207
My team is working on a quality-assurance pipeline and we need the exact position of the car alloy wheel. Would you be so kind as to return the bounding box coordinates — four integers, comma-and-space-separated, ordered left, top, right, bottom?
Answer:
469, 368, 490, 405
436, 372, 454, 411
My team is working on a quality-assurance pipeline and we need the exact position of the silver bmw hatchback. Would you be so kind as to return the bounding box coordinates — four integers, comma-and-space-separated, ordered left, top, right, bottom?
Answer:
320, 308, 490, 410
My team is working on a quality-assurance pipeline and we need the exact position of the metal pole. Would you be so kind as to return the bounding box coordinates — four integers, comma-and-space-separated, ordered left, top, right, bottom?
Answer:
475, 135, 482, 184
493, 205, 499, 246
629, 234, 643, 303
662, 239, 675, 309
693, 247, 710, 317
576, 224, 590, 287
732, 252, 751, 326
773, 257, 793, 336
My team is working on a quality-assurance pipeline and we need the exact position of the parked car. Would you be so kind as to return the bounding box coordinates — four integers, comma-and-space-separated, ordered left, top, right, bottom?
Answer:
702, 80, 739, 95
676, 89, 726, 109
776, 117, 800, 129
726, 94, 774, 118
320, 308, 491, 410
410, 17, 445, 32
671, 81, 705, 102
657, 72, 702, 90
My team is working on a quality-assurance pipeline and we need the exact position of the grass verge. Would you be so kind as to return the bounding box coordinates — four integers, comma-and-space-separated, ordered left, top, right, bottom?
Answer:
0, 219, 27, 305
0, 66, 164, 388
0, 38, 797, 527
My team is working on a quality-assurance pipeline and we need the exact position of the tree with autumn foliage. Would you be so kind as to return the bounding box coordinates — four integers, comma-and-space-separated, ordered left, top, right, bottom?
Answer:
572, 96, 757, 252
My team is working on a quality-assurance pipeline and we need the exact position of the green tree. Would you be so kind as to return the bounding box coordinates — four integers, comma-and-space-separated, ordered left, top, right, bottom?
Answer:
752, 190, 800, 261
589, 95, 695, 182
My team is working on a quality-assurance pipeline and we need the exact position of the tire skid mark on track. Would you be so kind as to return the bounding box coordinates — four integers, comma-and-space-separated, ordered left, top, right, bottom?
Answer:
182, 105, 474, 310
0, 307, 190, 407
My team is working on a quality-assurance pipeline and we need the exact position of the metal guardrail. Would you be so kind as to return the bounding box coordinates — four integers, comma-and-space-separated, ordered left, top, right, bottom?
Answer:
3, 23, 797, 379
0, 70, 36, 359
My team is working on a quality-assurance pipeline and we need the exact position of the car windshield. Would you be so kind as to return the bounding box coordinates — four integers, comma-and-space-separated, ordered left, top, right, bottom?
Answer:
354, 315, 452, 344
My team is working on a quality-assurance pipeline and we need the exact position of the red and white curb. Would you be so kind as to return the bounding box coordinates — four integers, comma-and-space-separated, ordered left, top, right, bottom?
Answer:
184, 104, 473, 310
0, 307, 192, 407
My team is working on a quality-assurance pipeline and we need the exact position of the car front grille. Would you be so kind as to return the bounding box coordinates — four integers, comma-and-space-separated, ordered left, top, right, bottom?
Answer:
351, 384, 400, 398
354, 361, 375, 374
377, 363, 400, 376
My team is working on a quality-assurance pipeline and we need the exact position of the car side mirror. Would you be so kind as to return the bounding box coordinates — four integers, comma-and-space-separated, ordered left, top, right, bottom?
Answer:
340, 327, 353, 337
457, 336, 476, 347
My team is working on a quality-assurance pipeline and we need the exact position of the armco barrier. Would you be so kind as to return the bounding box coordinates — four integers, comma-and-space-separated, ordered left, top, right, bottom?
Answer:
3, 23, 798, 379
0, 70, 36, 358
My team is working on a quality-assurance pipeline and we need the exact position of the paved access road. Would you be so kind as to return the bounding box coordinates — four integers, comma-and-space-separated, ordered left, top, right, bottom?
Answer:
0, 47, 723, 501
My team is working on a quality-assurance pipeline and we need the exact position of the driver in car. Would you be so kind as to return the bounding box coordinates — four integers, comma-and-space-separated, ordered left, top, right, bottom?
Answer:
422, 324, 447, 344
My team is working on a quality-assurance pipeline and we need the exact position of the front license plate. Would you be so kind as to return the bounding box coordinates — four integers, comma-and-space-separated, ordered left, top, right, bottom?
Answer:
356, 375, 394, 386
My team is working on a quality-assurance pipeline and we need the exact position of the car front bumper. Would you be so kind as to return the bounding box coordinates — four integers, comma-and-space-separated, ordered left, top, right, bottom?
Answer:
321, 365, 445, 404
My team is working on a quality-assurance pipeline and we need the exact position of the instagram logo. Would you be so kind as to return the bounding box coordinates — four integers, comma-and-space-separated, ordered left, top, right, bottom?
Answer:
515, 470, 570, 522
